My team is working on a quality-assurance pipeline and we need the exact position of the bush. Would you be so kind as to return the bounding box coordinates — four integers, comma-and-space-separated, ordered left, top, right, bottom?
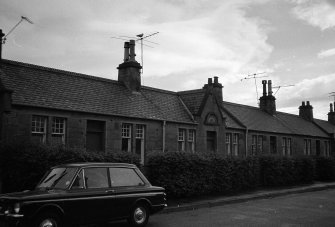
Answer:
146, 152, 260, 198
314, 156, 335, 182
259, 156, 315, 187
0, 141, 140, 193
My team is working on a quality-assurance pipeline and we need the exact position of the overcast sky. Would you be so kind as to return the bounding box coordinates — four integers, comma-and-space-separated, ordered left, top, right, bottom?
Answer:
1, 0, 335, 120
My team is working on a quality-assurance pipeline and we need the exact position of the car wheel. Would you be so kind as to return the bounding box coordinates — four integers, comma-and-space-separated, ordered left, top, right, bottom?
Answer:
128, 204, 150, 227
34, 212, 62, 227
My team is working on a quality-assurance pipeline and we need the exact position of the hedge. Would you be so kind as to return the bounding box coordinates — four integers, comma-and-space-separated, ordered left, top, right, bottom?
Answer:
146, 152, 331, 198
1, 141, 335, 198
0, 141, 140, 193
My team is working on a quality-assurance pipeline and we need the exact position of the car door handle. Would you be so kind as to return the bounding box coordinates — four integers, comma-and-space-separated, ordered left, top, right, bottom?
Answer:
105, 189, 115, 193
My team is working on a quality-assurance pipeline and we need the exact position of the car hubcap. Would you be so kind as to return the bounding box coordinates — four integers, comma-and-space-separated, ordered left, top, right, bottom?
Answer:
134, 207, 146, 224
40, 219, 57, 227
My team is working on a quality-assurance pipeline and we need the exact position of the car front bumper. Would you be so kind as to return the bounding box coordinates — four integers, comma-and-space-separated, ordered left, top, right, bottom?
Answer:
0, 213, 26, 227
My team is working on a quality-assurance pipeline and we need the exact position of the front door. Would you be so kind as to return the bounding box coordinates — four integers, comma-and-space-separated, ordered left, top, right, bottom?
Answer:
207, 131, 216, 152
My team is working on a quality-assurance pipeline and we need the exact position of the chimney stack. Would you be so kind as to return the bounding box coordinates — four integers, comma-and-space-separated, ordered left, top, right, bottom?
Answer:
328, 102, 335, 125
299, 101, 314, 121
203, 77, 223, 103
259, 80, 276, 115
117, 40, 142, 92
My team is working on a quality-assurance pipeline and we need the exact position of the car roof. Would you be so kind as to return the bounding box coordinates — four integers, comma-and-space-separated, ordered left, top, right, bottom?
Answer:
52, 162, 137, 169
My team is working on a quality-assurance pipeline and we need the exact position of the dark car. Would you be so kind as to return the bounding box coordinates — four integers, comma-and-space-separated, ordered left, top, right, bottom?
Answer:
0, 162, 166, 227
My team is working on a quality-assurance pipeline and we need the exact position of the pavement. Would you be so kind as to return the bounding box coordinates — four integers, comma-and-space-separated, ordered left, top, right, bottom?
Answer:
162, 181, 335, 214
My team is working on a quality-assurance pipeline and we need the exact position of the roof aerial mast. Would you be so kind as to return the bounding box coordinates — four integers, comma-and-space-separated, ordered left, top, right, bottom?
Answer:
241, 72, 268, 105
272, 84, 295, 95
2, 16, 34, 44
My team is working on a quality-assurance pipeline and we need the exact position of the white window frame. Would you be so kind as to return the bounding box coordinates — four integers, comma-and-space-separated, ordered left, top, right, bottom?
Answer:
122, 124, 132, 152
304, 139, 311, 155
226, 133, 231, 156
257, 135, 263, 154
188, 130, 195, 153
52, 117, 66, 144
251, 135, 257, 155
178, 129, 186, 151
32, 115, 47, 143
233, 133, 238, 156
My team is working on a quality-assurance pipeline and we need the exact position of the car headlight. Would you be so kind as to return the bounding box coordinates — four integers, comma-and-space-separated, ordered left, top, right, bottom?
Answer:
14, 203, 20, 214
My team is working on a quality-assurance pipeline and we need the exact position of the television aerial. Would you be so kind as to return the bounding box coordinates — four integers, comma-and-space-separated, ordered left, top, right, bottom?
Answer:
111, 32, 159, 74
272, 84, 295, 95
2, 16, 34, 44
329, 92, 335, 102
241, 72, 268, 105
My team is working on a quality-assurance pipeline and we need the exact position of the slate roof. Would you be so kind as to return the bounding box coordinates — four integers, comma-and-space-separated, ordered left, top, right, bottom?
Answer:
222, 101, 329, 138
0, 59, 194, 124
178, 89, 205, 115
314, 119, 335, 134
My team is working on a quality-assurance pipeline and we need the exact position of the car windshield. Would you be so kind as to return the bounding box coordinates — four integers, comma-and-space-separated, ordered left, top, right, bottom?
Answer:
37, 167, 78, 190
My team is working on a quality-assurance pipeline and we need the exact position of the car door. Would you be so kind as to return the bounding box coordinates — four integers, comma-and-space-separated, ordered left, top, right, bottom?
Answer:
109, 167, 147, 219
66, 167, 112, 225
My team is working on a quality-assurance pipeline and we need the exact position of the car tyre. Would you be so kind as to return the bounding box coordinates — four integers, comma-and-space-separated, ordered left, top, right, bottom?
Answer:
34, 212, 62, 227
128, 203, 150, 227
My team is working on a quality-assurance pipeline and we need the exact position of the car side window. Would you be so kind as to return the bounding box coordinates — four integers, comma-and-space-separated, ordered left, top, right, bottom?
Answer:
84, 168, 109, 189
71, 169, 85, 189
109, 167, 145, 187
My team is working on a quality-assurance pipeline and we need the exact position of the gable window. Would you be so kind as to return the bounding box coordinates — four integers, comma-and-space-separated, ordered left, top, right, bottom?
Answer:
304, 139, 311, 155
178, 129, 186, 152
226, 133, 231, 156
233, 133, 239, 156
188, 130, 196, 153
32, 115, 47, 143
122, 123, 132, 152
51, 117, 66, 145
86, 120, 105, 152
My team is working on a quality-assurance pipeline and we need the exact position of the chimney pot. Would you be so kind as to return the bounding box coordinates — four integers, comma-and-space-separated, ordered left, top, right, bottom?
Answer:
208, 78, 212, 85
0, 29, 5, 60
330, 103, 334, 112
307, 101, 310, 106
268, 80, 273, 96
214, 76, 218, 84
302, 101, 305, 106
262, 80, 267, 96
123, 42, 130, 62
129, 40, 136, 61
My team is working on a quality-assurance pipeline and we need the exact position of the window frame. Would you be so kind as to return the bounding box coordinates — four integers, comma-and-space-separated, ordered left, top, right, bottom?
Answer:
121, 123, 132, 152
31, 115, 48, 143
178, 128, 186, 152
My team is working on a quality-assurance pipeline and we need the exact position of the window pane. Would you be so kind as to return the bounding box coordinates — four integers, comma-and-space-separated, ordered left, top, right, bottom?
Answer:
109, 168, 144, 187
72, 170, 84, 189
84, 168, 109, 188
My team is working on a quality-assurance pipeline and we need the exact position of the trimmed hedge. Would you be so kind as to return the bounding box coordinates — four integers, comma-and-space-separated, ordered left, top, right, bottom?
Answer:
314, 156, 335, 182
1, 141, 334, 198
0, 141, 140, 193
146, 152, 261, 198
146, 152, 331, 198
